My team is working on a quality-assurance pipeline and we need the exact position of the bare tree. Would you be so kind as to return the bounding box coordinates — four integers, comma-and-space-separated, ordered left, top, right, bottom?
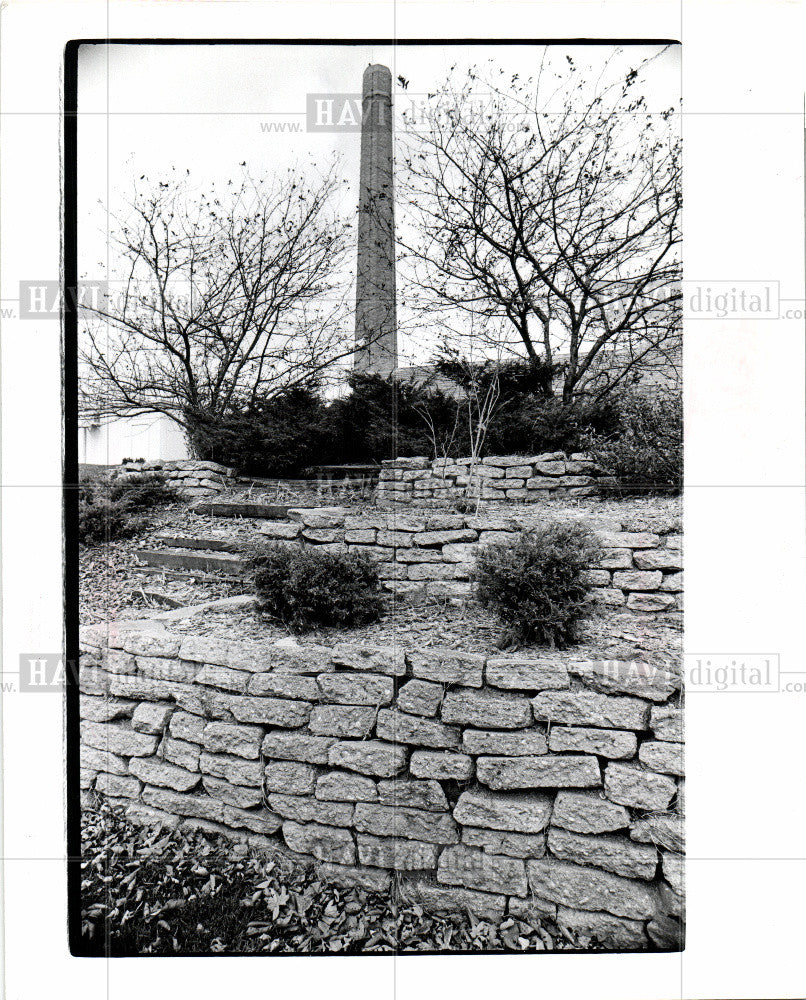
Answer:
80, 165, 362, 432
400, 49, 681, 403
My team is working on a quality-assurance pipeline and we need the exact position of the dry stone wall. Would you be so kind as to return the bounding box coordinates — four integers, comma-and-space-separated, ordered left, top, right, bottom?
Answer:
117, 460, 236, 498
260, 508, 682, 613
375, 453, 617, 505
80, 622, 684, 950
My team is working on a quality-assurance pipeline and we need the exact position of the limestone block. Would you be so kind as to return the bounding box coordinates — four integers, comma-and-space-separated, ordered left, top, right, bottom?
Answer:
318, 862, 391, 893
264, 760, 319, 795
353, 802, 459, 843
650, 705, 684, 742
485, 657, 569, 691
461, 826, 546, 859
200, 752, 264, 786
282, 820, 355, 864
129, 757, 200, 792
532, 691, 650, 730
81, 745, 128, 775
203, 721, 263, 759
592, 548, 633, 569
203, 776, 264, 809
194, 664, 251, 693
630, 812, 685, 853
634, 549, 683, 571
169, 710, 206, 744
221, 806, 282, 835
161, 737, 201, 772
376, 778, 449, 812
247, 673, 320, 700
261, 732, 338, 765
548, 727, 637, 760
80, 695, 137, 723
396, 679, 443, 717
413, 529, 478, 546
599, 531, 660, 549
638, 740, 684, 776
551, 790, 630, 834
604, 762, 677, 811
376, 709, 460, 748
476, 754, 601, 790
627, 592, 677, 612
612, 570, 663, 592
569, 659, 680, 702
331, 644, 407, 676
315, 770, 377, 802
270, 641, 334, 674
95, 772, 142, 799
142, 786, 224, 823
409, 647, 484, 687
328, 739, 408, 777
442, 688, 532, 729
268, 793, 353, 827
309, 705, 377, 738
80, 721, 159, 757
453, 788, 553, 833
357, 834, 439, 870
409, 751, 474, 781
461, 728, 547, 756
547, 827, 658, 879
226, 695, 311, 728
438, 844, 528, 897
527, 858, 656, 920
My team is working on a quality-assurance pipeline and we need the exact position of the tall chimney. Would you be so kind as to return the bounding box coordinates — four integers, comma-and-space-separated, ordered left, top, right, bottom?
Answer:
354, 64, 397, 376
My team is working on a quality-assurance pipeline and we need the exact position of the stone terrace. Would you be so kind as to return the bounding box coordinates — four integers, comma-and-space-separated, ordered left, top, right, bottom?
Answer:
80, 621, 684, 950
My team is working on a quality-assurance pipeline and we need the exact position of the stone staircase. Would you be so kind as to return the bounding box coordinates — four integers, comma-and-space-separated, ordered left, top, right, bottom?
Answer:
134, 533, 246, 579
193, 500, 293, 519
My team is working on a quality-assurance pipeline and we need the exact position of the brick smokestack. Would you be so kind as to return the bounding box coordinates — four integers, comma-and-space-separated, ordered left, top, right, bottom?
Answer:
354, 64, 397, 376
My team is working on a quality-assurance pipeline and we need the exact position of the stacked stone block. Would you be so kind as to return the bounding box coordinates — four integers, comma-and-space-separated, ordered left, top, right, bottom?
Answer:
258, 507, 682, 611
375, 453, 617, 505
116, 460, 235, 498
80, 622, 684, 950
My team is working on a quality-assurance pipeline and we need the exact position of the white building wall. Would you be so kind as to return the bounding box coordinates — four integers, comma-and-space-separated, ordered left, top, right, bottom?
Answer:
79, 412, 190, 465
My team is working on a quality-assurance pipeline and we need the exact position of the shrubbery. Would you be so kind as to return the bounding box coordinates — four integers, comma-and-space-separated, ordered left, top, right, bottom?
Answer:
585, 393, 682, 494
109, 472, 177, 511
78, 472, 176, 546
474, 523, 601, 648
247, 543, 383, 632
185, 388, 332, 478
184, 366, 629, 478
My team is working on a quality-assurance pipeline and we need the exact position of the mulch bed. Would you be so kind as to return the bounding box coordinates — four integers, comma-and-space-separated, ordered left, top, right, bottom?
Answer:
166, 600, 681, 665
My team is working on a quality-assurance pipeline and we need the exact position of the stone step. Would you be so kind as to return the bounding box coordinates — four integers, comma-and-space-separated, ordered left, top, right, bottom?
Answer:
136, 548, 245, 574
152, 533, 244, 553
193, 501, 292, 519
128, 566, 245, 584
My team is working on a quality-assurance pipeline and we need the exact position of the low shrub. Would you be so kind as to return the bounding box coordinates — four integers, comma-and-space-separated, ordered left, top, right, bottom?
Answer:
78, 480, 142, 546
246, 543, 383, 632
474, 523, 601, 648
109, 472, 177, 511
585, 393, 682, 494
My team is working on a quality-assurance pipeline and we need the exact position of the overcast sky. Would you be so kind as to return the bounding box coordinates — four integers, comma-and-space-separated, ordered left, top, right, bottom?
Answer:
77, 42, 680, 369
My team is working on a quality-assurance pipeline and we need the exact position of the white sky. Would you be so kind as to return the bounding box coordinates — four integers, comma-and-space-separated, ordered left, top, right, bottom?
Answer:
77, 42, 680, 369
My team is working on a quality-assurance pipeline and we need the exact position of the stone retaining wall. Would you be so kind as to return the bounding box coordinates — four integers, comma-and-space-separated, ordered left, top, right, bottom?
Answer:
80, 622, 684, 950
117, 460, 236, 498
259, 508, 682, 612
375, 453, 617, 505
